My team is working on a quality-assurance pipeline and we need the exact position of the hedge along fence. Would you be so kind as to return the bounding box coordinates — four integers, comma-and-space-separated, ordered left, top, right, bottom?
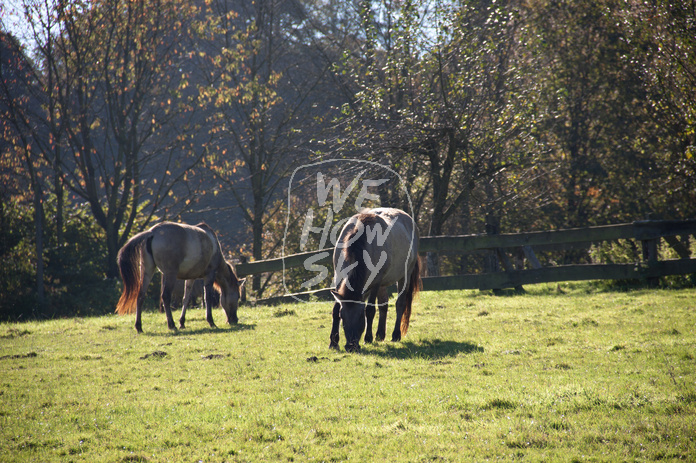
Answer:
235, 219, 696, 304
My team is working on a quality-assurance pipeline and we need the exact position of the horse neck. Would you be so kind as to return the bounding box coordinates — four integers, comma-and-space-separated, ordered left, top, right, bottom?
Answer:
338, 212, 400, 300
341, 242, 369, 300
214, 261, 237, 295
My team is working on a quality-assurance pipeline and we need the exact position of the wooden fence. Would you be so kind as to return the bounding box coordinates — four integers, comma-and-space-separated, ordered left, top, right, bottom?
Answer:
235, 219, 696, 304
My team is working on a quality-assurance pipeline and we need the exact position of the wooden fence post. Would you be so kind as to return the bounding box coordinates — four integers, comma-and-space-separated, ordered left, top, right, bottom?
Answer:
641, 237, 659, 286
523, 245, 542, 269
484, 215, 500, 275
239, 256, 248, 303
664, 235, 691, 259
426, 252, 440, 277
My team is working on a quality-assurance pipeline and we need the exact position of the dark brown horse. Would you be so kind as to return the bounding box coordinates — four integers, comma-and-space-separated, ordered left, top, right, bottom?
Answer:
116, 222, 245, 333
330, 208, 421, 352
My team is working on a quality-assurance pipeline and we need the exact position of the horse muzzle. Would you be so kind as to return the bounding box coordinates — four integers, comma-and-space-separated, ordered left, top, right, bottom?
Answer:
345, 341, 361, 353
225, 308, 238, 325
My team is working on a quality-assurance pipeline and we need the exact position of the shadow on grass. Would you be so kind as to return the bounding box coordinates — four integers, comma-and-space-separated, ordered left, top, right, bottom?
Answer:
362, 338, 483, 360
145, 323, 256, 337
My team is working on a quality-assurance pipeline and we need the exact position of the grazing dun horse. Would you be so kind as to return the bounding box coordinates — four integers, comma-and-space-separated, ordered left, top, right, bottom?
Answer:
330, 208, 421, 352
116, 222, 245, 333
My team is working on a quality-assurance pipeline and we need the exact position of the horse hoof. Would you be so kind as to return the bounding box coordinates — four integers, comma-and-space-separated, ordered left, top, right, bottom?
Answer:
364, 336, 373, 344
329, 341, 339, 350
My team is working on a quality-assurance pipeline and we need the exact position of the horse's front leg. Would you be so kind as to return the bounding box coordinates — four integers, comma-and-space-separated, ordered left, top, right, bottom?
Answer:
364, 287, 379, 344
329, 301, 340, 349
161, 274, 178, 331
179, 279, 195, 329
203, 281, 217, 328
374, 287, 389, 342
364, 302, 375, 344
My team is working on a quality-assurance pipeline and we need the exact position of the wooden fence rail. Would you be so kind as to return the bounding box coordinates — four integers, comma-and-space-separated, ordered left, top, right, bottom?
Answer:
235, 219, 696, 303
419, 219, 696, 291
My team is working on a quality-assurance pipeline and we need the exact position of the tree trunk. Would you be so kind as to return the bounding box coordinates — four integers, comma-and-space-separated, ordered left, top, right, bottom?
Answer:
53, 160, 64, 270
251, 183, 265, 296
252, 214, 263, 296
426, 212, 445, 277
106, 222, 120, 279
32, 184, 45, 311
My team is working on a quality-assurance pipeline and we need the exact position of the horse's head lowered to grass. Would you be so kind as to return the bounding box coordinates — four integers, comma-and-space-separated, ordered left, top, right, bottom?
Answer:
331, 288, 367, 352
215, 262, 245, 325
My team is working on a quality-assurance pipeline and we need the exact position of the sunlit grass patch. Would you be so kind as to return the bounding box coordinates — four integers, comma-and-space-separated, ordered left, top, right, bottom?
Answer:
1, 285, 695, 461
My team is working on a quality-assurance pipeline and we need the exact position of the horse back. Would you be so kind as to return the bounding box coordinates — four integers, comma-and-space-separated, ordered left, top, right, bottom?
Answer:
149, 222, 220, 280
369, 208, 419, 285
333, 208, 419, 295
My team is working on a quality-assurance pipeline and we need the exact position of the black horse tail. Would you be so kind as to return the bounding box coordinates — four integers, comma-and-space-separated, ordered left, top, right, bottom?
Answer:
115, 231, 151, 315
400, 256, 422, 336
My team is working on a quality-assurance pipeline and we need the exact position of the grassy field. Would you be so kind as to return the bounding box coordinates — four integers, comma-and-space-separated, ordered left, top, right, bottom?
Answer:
1, 283, 695, 462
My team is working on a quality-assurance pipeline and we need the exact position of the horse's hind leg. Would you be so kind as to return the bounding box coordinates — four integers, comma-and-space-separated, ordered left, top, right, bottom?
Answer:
135, 258, 156, 333
135, 286, 148, 334
203, 280, 217, 328
329, 301, 340, 349
392, 282, 407, 342
179, 279, 195, 329
374, 287, 389, 341
160, 273, 178, 331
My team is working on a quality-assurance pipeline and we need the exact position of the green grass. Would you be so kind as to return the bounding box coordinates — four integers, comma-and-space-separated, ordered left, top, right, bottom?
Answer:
1, 283, 695, 462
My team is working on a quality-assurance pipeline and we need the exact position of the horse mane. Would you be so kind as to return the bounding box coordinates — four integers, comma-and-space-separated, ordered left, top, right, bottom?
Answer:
339, 213, 381, 298
195, 222, 234, 293
214, 261, 243, 294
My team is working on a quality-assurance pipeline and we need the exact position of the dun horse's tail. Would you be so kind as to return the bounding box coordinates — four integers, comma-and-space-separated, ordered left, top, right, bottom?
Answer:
400, 257, 422, 336
115, 231, 150, 315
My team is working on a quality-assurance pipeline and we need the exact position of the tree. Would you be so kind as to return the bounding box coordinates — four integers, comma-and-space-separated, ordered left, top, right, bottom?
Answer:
194, 0, 340, 296
16, 0, 205, 278
526, 0, 668, 229
619, 0, 696, 220
0, 31, 48, 306
331, 0, 536, 274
